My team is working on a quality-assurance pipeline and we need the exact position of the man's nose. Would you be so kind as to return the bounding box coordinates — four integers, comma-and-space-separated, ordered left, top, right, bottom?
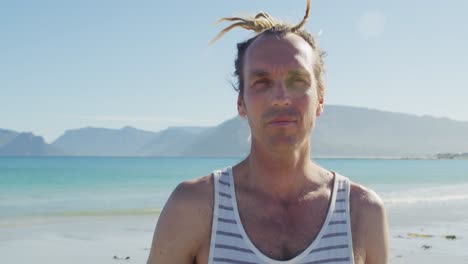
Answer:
271, 80, 292, 106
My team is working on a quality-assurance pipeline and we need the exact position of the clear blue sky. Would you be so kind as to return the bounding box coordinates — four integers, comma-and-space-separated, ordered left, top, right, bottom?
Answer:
1, 0, 467, 143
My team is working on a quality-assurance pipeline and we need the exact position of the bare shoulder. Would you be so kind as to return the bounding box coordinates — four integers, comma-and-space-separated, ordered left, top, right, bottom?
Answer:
147, 174, 214, 264
170, 174, 214, 209
349, 182, 385, 215
349, 181, 389, 264
158, 174, 214, 230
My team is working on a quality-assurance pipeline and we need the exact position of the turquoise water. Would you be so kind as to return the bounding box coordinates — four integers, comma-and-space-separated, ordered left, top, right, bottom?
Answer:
1, 157, 467, 218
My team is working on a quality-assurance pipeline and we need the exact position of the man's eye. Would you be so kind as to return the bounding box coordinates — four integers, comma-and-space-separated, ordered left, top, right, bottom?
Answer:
290, 79, 310, 88
252, 79, 272, 88
255, 79, 269, 84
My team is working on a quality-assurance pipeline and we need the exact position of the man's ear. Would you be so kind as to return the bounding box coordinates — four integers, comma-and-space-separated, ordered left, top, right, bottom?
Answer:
238, 95, 247, 117
316, 97, 324, 117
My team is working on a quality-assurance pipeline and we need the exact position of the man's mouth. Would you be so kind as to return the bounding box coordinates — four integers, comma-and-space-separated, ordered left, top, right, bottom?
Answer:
267, 117, 297, 126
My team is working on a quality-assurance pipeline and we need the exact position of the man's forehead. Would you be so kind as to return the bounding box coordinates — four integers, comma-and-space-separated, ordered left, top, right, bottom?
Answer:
244, 33, 314, 74
245, 54, 314, 77
247, 66, 311, 77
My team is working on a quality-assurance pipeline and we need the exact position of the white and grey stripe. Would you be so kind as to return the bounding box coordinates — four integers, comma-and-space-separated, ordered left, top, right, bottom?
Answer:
209, 167, 354, 264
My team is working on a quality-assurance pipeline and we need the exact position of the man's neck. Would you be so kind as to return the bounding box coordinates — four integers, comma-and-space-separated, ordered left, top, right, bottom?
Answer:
238, 141, 325, 202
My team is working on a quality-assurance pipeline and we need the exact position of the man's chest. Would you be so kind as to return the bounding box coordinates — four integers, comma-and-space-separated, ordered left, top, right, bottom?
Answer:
235, 194, 331, 260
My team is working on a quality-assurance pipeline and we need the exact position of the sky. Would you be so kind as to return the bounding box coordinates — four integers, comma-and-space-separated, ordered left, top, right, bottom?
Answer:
1, 0, 467, 143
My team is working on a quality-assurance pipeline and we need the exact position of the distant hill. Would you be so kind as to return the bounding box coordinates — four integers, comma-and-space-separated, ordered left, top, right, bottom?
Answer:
2, 105, 468, 157
138, 127, 209, 156
52, 126, 159, 156
181, 117, 250, 157
166, 126, 209, 134
311, 105, 468, 157
0, 129, 19, 147
0, 132, 63, 156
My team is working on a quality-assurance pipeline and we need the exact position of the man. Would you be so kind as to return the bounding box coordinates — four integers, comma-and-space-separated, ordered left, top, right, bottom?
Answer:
147, 1, 389, 263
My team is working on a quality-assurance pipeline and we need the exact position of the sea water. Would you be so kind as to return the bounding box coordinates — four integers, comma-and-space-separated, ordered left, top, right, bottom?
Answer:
1, 157, 467, 220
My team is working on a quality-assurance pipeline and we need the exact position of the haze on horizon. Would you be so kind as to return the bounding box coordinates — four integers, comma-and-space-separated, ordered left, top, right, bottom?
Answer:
1, 0, 467, 143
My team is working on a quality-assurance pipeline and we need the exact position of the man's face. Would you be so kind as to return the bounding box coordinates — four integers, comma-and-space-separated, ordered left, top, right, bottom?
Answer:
238, 32, 323, 151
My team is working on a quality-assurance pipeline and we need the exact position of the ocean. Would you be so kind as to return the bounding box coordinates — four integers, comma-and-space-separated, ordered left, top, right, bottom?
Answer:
1, 157, 467, 220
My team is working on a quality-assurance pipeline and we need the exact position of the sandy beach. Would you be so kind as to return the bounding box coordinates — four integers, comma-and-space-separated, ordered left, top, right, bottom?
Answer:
386, 198, 468, 263
1, 198, 467, 264
0, 215, 156, 264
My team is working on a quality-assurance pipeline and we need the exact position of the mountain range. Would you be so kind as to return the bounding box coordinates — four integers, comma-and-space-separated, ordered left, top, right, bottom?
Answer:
1, 105, 468, 157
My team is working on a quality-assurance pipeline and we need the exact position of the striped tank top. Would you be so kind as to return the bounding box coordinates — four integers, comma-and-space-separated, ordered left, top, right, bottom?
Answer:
208, 166, 354, 264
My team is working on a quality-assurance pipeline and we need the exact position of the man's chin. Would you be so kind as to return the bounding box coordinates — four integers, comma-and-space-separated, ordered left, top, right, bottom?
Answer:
266, 136, 299, 149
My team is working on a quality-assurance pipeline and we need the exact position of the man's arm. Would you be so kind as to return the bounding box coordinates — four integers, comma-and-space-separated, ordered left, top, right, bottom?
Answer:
351, 184, 389, 264
363, 189, 389, 264
147, 175, 213, 264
